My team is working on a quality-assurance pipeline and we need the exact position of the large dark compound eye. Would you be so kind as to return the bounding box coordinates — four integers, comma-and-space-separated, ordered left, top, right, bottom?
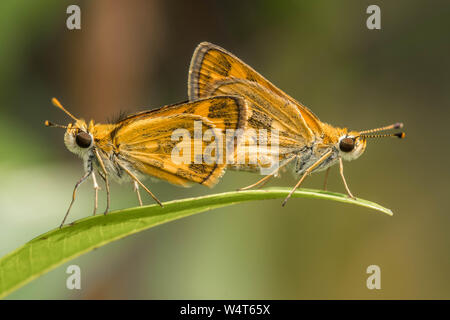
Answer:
75, 131, 92, 148
339, 137, 355, 152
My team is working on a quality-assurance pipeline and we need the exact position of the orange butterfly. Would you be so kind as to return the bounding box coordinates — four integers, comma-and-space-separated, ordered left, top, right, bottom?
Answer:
46, 95, 248, 227
188, 42, 405, 206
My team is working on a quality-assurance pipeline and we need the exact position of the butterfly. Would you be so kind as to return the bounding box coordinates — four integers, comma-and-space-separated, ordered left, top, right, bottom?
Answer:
45, 95, 248, 227
188, 42, 405, 206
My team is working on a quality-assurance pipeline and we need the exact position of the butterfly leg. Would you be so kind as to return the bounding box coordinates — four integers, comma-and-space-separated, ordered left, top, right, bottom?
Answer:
92, 171, 100, 215
339, 157, 355, 199
117, 162, 163, 207
60, 169, 92, 228
238, 157, 296, 191
323, 167, 331, 191
237, 172, 274, 191
282, 150, 333, 207
94, 149, 110, 214
133, 181, 143, 206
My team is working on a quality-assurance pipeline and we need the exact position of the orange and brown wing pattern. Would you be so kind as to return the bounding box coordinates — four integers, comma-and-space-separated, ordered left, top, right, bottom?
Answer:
113, 113, 222, 187
115, 95, 247, 134
205, 79, 310, 171
104, 97, 247, 187
188, 42, 323, 135
206, 79, 314, 143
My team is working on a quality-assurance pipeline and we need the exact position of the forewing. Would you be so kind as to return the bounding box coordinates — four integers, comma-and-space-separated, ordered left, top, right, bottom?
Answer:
112, 97, 248, 187
115, 95, 247, 134
209, 79, 313, 140
188, 42, 323, 135
114, 114, 223, 187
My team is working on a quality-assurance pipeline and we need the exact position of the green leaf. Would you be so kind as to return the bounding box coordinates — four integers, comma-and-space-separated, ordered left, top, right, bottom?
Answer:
0, 188, 392, 298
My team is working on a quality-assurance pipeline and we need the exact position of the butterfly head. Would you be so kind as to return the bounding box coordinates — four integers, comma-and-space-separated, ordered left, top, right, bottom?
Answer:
338, 132, 367, 161
45, 98, 95, 157
338, 123, 405, 161
63, 120, 95, 157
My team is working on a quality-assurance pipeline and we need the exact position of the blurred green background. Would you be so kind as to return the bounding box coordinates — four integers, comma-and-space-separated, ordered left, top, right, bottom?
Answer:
1, 0, 449, 299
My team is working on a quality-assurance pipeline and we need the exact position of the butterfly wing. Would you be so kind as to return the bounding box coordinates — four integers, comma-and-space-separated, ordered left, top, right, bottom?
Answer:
188, 42, 323, 136
116, 95, 247, 134
110, 96, 247, 187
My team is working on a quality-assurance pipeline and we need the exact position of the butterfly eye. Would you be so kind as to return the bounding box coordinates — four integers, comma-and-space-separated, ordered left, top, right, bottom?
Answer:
339, 137, 355, 152
75, 131, 92, 148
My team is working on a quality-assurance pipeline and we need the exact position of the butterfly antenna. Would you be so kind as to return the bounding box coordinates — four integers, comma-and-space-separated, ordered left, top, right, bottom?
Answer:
44, 120, 67, 129
51, 97, 78, 121
359, 122, 403, 135
359, 132, 405, 139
